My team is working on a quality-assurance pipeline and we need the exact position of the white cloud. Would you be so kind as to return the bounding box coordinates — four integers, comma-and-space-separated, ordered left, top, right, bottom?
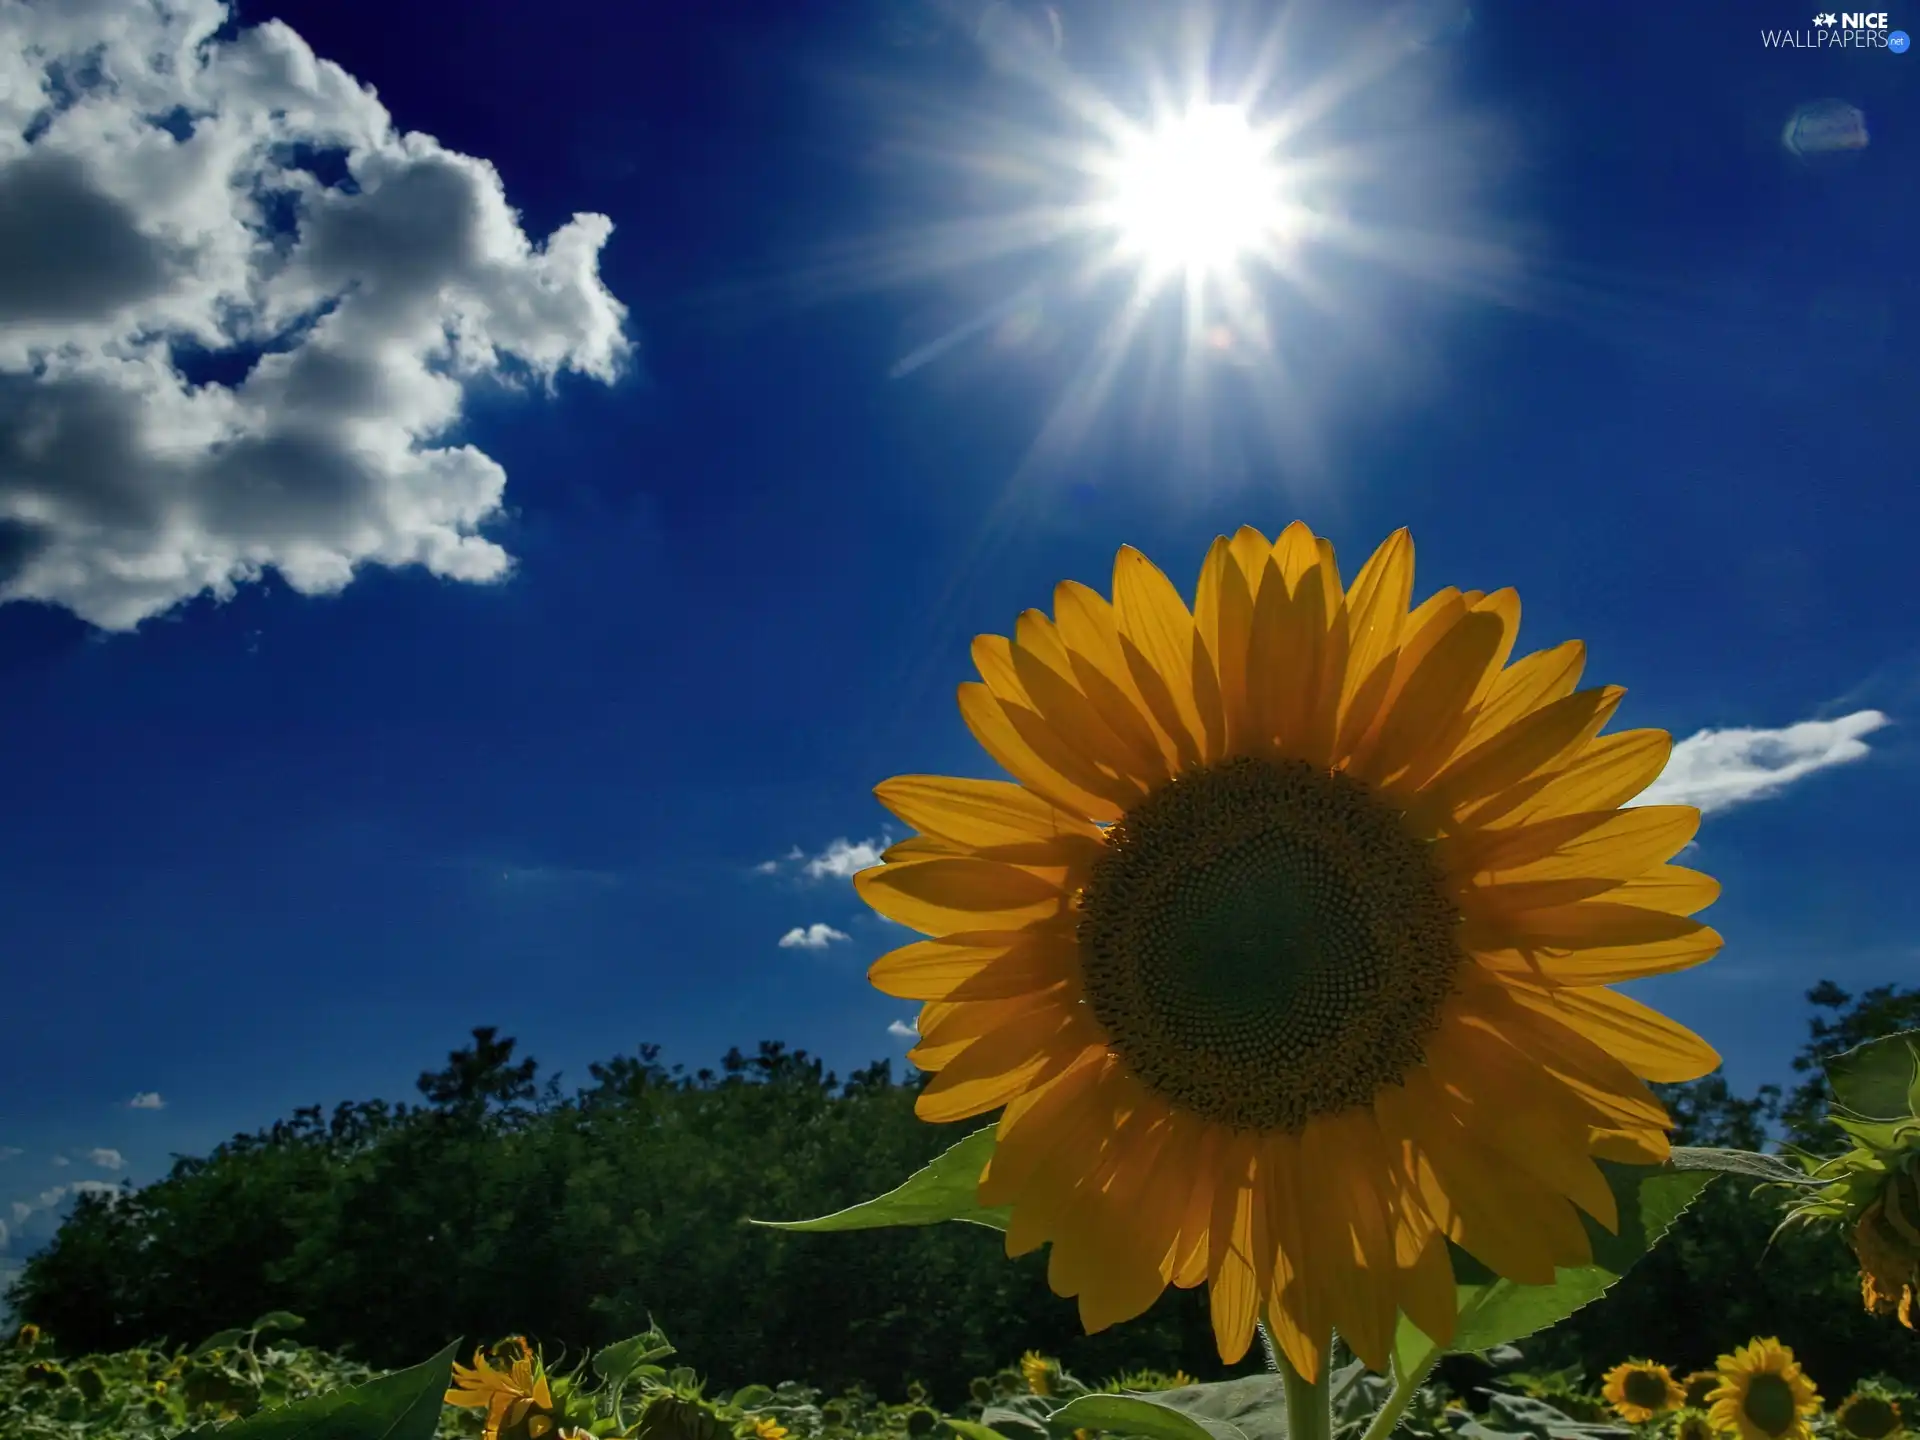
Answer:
69, 1180, 123, 1201
48, 1155, 67, 1167
86, 1147, 125, 1171
886, 1018, 918, 1039
128, 1091, 166, 1109
1638, 710, 1890, 815
0, 1148, 18, 1162
803, 837, 887, 880
0, 0, 629, 631
778, 922, 851, 950
8, 1203, 28, 1225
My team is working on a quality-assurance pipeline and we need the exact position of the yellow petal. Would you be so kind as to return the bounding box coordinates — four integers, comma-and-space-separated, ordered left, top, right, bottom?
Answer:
1357, 609, 1508, 790
1508, 984, 1721, 1083
1423, 686, 1628, 827
1246, 556, 1317, 756
1270, 521, 1322, 587
1196, 535, 1260, 753
1480, 729, 1674, 829
1469, 923, 1723, 985
1453, 640, 1587, 759
1336, 528, 1415, 758
874, 775, 1101, 848
1113, 545, 1223, 767
855, 857, 1067, 935
1444, 805, 1699, 883
982, 1050, 1113, 1207
1052, 580, 1182, 779
1205, 1131, 1266, 1366
916, 1004, 1103, 1122
1013, 614, 1167, 790
867, 928, 1076, 1001
957, 682, 1127, 823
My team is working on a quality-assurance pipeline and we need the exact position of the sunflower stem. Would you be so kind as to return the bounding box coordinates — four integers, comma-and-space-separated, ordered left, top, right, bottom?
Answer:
1266, 1323, 1333, 1440
1357, 1343, 1442, 1440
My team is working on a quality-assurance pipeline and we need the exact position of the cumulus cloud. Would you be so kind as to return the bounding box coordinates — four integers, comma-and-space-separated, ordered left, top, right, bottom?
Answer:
1638, 710, 1889, 815
128, 1091, 166, 1109
778, 922, 851, 950
0, 0, 629, 630
86, 1147, 125, 1171
803, 838, 887, 880
886, 1018, 918, 1039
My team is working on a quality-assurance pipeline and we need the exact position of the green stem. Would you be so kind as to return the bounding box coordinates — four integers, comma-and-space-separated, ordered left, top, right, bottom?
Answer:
1356, 1344, 1442, 1440
1263, 1321, 1332, 1440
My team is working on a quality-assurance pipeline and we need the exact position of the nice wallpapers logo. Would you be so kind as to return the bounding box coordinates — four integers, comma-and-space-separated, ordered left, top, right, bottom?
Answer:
1762, 11, 1912, 49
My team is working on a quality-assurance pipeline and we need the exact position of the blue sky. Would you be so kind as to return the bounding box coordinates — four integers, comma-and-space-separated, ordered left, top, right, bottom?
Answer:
0, 0, 1914, 1286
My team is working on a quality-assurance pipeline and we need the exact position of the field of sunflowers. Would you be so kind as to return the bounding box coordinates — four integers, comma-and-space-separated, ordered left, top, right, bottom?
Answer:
2, 1312, 1913, 1440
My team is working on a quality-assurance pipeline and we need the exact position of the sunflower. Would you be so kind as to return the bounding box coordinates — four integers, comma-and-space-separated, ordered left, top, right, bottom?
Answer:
1683, 1373, 1722, 1410
752, 1418, 790, 1440
1020, 1351, 1056, 1396
1603, 1360, 1686, 1424
446, 1337, 557, 1440
1705, 1339, 1820, 1440
1836, 1393, 1904, 1440
858, 524, 1722, 1381
1674, 1409, 1717, 1440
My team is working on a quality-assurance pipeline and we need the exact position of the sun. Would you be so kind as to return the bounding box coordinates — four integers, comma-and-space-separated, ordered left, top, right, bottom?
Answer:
1099, 103, 1294, 279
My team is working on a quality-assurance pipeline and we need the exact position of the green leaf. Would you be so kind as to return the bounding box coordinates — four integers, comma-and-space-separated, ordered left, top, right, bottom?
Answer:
1824, 1030, 1920, 1121
947, 1422, 1015, 1440
1051, 1377, 1293, 1440
593, 1329, 676, 1383
172, 1341, 457, 1440
190, 1328, 250, 1358
749, 1126, 1010, 1232
982, 1402, 1055, 1440
732, 1385, 775, 1409
1393, 1159, 1715, 1359
1456, 1394, 1630, 1440
250, 1313, 307, 1337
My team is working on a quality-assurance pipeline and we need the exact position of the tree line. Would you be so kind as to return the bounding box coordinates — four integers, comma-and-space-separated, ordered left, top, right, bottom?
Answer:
9, 982, 1919, 1402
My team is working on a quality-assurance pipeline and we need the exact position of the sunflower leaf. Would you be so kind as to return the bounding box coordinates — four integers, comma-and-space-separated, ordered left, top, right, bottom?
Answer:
1051, 1377, 1291, 1440
1823, 1030, 1920, 1122
747, 1126, 1010, 1232
172, 1341, 457, 1440
947, 1422, 1021, 1440
1395, 1161, 1714, 1358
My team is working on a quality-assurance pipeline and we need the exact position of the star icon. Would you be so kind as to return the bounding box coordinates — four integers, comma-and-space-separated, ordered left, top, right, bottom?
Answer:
1814, 11, 1837, 23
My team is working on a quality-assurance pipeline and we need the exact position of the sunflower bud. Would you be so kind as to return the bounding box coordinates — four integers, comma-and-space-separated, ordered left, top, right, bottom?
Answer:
13, 1322, 41, 1349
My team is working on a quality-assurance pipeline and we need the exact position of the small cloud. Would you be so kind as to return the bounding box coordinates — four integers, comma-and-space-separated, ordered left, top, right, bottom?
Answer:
129, 1092, 166, 1110
779, 923, 852, 951
1638, 710, 1889, 815
49, 1155, 68, 1167
887, 1018, 919, 1039
751, 846, 811, 877
804, 837, 887, 881
9, 1203, 29, 1225
86, 1148, 125, 1171
69, 1180, 123, 1201
0, 1148, 19, 1162
752, 859, 782, 875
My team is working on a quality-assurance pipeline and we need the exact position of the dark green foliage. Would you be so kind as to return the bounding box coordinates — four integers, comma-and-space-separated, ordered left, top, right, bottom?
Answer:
8, 1034, 1242, 1404
11, 984, 1920, 1403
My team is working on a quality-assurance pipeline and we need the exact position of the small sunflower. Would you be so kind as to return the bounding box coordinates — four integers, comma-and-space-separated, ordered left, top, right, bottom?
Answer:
446, 1337, 557, 1440
1836, 1393, 1905, 1440
1020, 1351, 1056, 1396
859, 524, 1722, 1381
12, 1322, 40, 1349
1602, 1360, 1686, 1424
1674, 1409, 1716, 1440
753, 1419, 789, 1440
1706, 1339, 1820, 1440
